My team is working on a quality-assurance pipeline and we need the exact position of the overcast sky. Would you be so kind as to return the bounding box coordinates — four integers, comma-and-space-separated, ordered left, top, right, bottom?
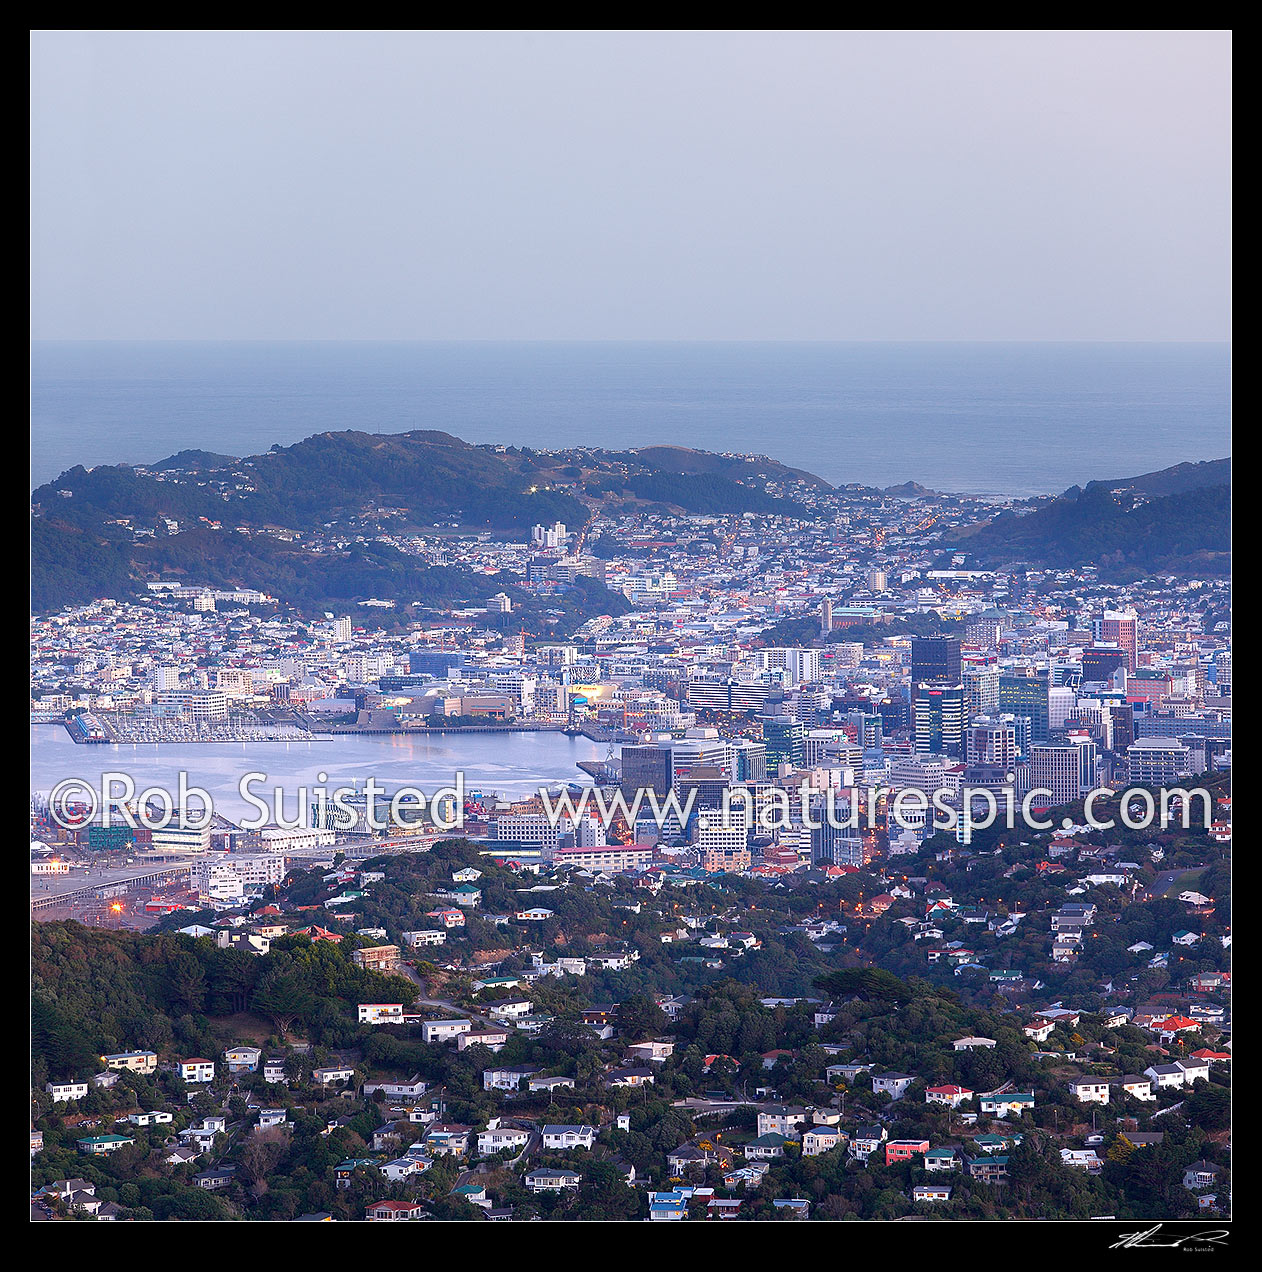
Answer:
30, 30, 1231, 341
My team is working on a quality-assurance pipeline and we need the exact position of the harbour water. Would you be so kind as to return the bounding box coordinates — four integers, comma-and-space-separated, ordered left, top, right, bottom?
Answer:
30, 724, 602, 824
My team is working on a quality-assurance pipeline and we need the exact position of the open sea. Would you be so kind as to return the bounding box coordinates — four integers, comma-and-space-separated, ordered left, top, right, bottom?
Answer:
29, 341, 1229, 497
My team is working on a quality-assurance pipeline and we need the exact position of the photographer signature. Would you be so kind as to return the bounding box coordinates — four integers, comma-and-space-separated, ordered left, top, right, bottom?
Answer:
1110, 1224, 1229, 1249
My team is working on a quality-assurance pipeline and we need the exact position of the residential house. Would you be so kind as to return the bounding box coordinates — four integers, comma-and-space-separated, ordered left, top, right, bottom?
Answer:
362, 1075, 428, 1100
952, 1036, 997, 1050
483, 1067, 539, 1092
850, 1125, 887, 1160
926, 1084, 974, 1109
193, 1166, 236, 1190
979, 1091, 1035, 1118
528, 1075, 576, 1093
1109, 1075, 1156, 1102
484, 997, 534, 1021
224, 1045, 262, 1073
541, 1125, 597, 1151
262, 1057, 288, 1085
180, 1059, 216, 1083
913, 1184, 953, 1202
45, 1081, 89, 1103
924, 1147, 962, 1172
526, 1169, 581, 1192
802, 1126, 845, 1157
101, 1050, 158, 1074
743, 1133, 788, 1160
607, 1067, 655, 1088
757, 1107, 811, 1139
351, 945, 400, 971
1060, 1149, 1103, 1173
772, 1199, 811, 1219
313, 1065, 356, 1085
872, 1072, 916, 1100
366, 1200, 425, 1221
969, 1155, 1009, 1183
1182, 1161, 1221, 1192
1068, 1078, 1110, 1105
358, 1003, 406, 1025
627, 1040, 676, 1064
127, 1110, 173, 1127
379, 1157, 426, 1183
458, 1029, 510, 1052
422, 1019, 473, 1044
77, 1135, 135, 1156
886, 1139, 930, 1166
478, 1126, 531, 1156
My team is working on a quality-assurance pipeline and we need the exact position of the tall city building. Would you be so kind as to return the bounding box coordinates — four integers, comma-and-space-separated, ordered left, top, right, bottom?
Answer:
1082, 644, 1128, 685
965, 616, 1004, 649
999, 669, 1050, 743
1030, 733, 1097, 806
1126, 737, 1191, 785
913, 683, 964, 757
620, 741, 674, 798
756, 647, 822, 683
695, 803, 750, 873
531, 521, 568, 548
731, 738, 769, 783
1029, 744, 1084, 807
1049, 686, 1078, 731
1093, 610, 1139, 671
910, 637, 962, 685
963, 663, 1000, 719
670, 729, 739, 788
762, 716, 807, 771
1214, 650, 1231, 695
965, 716, 1017, 769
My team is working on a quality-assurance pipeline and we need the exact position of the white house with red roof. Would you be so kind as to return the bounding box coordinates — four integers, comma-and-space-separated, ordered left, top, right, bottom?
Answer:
366, 1200, 424, 1221
925, 1084, 973, 1109
1152, 1015, 1201, 1042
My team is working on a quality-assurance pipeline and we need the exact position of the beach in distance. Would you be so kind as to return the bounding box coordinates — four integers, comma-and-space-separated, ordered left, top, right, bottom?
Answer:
30, 340, 1230, 497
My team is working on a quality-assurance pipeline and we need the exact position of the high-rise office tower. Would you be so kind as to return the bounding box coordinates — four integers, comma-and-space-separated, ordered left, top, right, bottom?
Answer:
1030, 743, 1084, 807
1093, 610, 1139, 671
963, 662, 1000, 719
965, 716, 1017, 769
999, 669, 1050, 743
762, 716, 807, 771
965, 616, 1004, 649
911, 636, 963, 685
1082, 644, 1128, 685
913, 683, 965, 757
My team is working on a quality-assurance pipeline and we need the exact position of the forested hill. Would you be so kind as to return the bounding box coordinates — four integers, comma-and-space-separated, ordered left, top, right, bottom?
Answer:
32, 431, 589, 534
944, 476, 1230, 577
30, 431, 826, 613
1082, 457, 1230, 498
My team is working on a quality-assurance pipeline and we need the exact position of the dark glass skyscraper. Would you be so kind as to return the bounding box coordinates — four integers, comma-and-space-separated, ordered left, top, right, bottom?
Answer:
911, 636, 962, 685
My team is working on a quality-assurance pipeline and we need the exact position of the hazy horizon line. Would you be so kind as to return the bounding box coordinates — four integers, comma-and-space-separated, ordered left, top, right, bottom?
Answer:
32, 336, 1231, 346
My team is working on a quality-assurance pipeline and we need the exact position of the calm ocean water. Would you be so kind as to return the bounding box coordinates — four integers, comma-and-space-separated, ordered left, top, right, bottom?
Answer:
29, 341, 1229, 497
